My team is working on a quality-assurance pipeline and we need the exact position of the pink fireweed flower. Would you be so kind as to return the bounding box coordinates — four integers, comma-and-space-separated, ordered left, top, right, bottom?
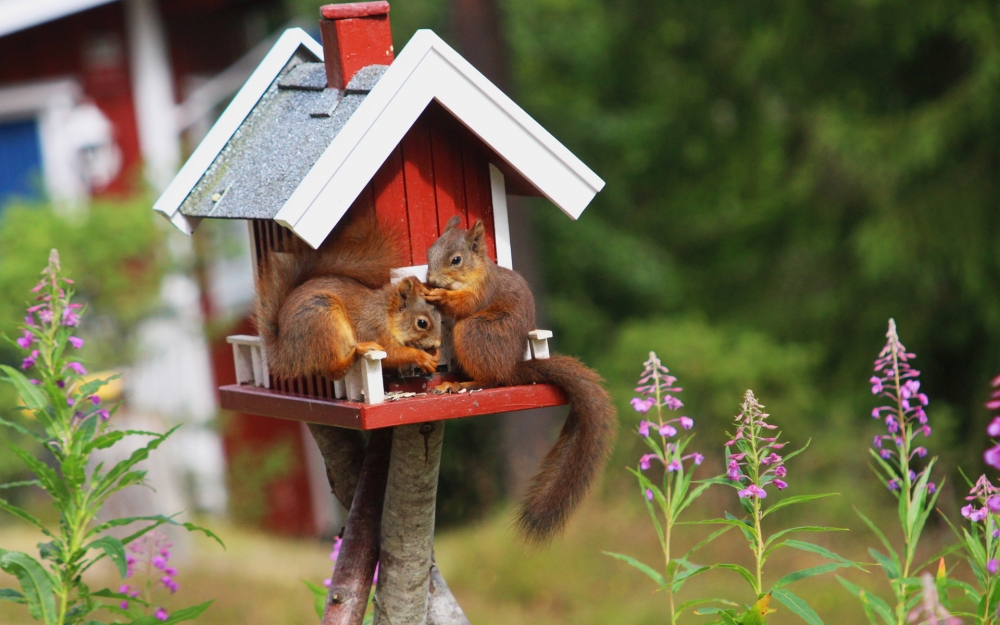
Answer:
15, 330, 33, 349
725, 390, 790, 502
21, 349, 38, 370
90, 395, 101, 405
645, 488, 654, 501
869, 320, 936, 493
68, 336, 84, 349
990, 560, 1000, 575
631, 352, 703, 483
65, 361, 87, 375
97, 409, 111, 421
927, 482, 936, 494
155, 608, 168, 621
738, 484, 767, 499
631, 397, 654, 413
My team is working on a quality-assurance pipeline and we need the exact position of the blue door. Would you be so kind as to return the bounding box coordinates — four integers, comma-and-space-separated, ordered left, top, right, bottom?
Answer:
0, 118, 43, 209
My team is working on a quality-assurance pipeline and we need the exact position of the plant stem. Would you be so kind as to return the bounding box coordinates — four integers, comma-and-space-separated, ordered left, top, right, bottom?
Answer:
890, 331, 912, 625
652, 362, 677, 625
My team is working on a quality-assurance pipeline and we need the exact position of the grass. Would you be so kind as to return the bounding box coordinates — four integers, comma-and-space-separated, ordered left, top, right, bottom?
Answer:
0, 477, 966, 624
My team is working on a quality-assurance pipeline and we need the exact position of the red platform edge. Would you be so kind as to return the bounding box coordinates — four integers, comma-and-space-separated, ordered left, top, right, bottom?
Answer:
219, 383, 568, 430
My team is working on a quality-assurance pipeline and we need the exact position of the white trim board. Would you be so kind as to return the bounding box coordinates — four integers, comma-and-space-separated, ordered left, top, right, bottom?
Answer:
0, 0, 117, 39
152, 28, 323, 234
488, 164, 512, 269
278, 29, 605, 249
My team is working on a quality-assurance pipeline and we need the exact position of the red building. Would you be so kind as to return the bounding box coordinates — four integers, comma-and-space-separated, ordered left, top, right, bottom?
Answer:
0, 0, 284, 205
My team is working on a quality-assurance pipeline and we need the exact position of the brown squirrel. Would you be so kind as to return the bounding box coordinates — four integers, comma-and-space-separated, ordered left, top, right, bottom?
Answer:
422, 217, 617, 542
256, 209, 442, 380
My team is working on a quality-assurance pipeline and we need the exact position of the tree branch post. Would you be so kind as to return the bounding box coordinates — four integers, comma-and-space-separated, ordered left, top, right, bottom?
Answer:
321, 428, 393, 625
374, 422, 445, 625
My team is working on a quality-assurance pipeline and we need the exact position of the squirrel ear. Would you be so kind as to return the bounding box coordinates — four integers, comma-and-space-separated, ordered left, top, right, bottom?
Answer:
395, 277, 420, 304
444, 216, 462, 231
466, 220, 485, 253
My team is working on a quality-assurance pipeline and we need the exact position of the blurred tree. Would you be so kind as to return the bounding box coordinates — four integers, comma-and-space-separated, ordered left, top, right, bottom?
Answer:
504, 0, 1000, 479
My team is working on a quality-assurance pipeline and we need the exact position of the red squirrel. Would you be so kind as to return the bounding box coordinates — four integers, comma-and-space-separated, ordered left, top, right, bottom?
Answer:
422, 217, 617, 542
255, 209, 441, 381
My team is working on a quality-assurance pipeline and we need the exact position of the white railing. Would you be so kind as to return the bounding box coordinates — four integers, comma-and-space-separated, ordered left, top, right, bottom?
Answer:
227, 330, 552, 405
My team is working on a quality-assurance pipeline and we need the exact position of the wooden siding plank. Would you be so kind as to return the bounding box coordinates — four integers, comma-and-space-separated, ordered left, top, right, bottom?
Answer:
372, 147, 412, 264
400, 113, 438, 265
429, 107, 468, 232
461, 136, 497, 261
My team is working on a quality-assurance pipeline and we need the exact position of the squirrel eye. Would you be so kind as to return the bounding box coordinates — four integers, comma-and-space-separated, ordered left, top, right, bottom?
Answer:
416, 318, 429, 330
450, 255, 462, 266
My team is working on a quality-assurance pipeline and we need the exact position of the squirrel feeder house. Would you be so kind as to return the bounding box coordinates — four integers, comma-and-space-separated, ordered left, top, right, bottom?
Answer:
153, 1, 604, 430
154, 3, 608, 623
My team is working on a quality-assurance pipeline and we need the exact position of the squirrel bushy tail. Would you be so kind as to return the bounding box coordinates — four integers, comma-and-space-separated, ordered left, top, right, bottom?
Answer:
255, 210, 402, 362
511, 355, 618, 542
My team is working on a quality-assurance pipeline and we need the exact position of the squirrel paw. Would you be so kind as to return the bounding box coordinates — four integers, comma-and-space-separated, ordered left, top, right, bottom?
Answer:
421, 287, 449, 303
431, 381, 462, 394
354, 342, 385, 355
432, 381, 480, 394
414, 349, 439, 374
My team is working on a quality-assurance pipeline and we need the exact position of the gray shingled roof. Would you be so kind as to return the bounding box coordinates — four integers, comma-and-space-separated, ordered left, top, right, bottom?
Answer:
178, 61, 388, 220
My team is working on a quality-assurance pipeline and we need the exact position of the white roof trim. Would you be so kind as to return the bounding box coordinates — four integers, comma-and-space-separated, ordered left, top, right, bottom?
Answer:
0, 0, 117, 39
152, 28, 323, 234
276, 29, 605, 249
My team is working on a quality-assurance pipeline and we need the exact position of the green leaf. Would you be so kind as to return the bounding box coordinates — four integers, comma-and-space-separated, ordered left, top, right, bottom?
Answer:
683, 525, 734, 560
772, 562, 850, 589
714, 563, 758, 594
763, 493, 838, 518
128, 601, 213, 625
868, 548, 900, 580
671, 565, 712, 592
0, 588, 26, 603
837, 576, 894, 625
0, 497, 51, 535
772, 588, 823, 625
764, 526, 848, 551
78, 375, 121, 398
675, 598, 739, 618
0, 417, 46, 444
0, 365, 48, 410
853, 508, 900, 568
87, 536, 128, 579
302, 579, 328, 619
0, 550, 58, 624
7, 446, 69, 506
742, 593, 772, 625
602, 551, 664, 587
779, 540, 865, 570
93, 427, 178, 498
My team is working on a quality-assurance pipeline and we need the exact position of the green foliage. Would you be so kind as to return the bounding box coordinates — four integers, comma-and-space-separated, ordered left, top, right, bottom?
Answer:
513, 0, 1000, 479
0, 198, 166, 369
695, 391, 857, 624
0, 252, 219, 625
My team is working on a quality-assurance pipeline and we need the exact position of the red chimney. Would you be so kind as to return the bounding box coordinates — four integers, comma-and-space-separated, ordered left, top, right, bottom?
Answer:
319, 1, 394, 90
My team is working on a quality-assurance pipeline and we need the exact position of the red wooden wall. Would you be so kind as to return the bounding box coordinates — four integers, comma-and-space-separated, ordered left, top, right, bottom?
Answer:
212, 315, 317, 537
372, 101, 497, 266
